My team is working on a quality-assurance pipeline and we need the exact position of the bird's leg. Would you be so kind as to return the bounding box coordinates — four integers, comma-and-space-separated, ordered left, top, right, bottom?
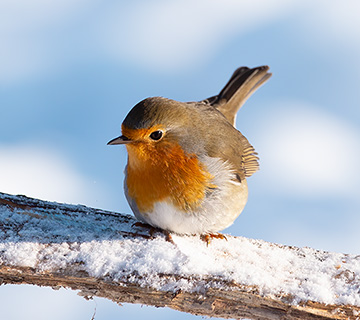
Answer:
200, 233, 227, 246
132, 221, 174, 244
132, 221, 151, 229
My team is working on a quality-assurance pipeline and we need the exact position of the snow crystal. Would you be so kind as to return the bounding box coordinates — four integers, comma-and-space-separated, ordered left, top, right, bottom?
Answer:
0, 193, 359, 307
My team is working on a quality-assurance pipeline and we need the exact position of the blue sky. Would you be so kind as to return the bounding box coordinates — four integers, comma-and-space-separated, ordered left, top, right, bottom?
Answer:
1, 0, 360, 319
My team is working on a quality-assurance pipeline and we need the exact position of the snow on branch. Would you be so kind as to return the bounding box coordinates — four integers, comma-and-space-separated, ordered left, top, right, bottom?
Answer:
0, 192, 359, 320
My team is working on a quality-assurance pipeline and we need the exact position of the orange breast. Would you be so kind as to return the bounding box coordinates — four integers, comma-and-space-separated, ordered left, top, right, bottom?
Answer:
123, 127, 214, 213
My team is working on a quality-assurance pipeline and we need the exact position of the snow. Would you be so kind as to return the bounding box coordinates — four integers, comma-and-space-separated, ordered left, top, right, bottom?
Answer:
0, 193, 359, 307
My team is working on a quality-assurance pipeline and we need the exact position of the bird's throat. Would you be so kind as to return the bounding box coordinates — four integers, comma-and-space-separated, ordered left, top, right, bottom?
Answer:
125, 143, 215, 213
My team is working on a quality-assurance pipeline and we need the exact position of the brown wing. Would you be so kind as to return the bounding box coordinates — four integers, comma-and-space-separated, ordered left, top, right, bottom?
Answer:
199, 67, 270, 178
240, 136, 259, 178
196, 108, 260, 179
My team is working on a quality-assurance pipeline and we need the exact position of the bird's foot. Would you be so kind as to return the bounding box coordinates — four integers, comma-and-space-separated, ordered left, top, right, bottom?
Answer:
132, 222, 174, 244
200, 233, 227, 246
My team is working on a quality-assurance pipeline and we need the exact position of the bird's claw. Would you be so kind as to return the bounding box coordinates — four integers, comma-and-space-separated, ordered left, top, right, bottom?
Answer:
200, 233, 227, 246
131, 221, 174, 244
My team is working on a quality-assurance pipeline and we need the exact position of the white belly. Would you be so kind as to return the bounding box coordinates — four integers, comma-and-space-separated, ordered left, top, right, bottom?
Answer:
135, 182, 247, 234
124, 157, 248, 234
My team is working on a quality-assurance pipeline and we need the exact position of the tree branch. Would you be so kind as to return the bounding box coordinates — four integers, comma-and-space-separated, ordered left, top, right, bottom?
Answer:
0, 192, 359, 320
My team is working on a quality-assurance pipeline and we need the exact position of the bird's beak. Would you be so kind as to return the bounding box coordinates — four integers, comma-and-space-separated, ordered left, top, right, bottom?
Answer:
107, 135, 132, 145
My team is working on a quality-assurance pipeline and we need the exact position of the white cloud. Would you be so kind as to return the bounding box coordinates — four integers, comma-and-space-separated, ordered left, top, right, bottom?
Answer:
255, 102, 360, 199
0, 0, 96, 84
0, 37, 52, 84
302, 0, 360, 46
101, 0, 296, 72
2, 0, 360, 83
0, 144, 108, 206
0, 285, 93, 320
0, 0, 297, 83
0, 0, 89, 33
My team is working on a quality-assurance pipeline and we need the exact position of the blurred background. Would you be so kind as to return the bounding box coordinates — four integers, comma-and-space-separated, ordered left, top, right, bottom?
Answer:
1, 0, 359, 319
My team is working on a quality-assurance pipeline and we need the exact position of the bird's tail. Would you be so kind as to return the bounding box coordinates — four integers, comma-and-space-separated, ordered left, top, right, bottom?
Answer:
204, 66, 272, 126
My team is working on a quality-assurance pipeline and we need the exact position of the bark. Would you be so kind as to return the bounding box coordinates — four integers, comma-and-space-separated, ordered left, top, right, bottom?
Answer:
0, 192, 359, 320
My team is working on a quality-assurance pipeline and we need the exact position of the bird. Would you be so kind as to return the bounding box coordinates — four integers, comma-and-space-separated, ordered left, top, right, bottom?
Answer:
108, 66, 271, 237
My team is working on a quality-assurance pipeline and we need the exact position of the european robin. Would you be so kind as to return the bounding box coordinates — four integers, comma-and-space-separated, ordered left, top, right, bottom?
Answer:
108, 66, 271, 236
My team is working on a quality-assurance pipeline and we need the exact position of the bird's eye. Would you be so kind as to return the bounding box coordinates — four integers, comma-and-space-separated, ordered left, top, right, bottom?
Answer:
149, 130, 163, 141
